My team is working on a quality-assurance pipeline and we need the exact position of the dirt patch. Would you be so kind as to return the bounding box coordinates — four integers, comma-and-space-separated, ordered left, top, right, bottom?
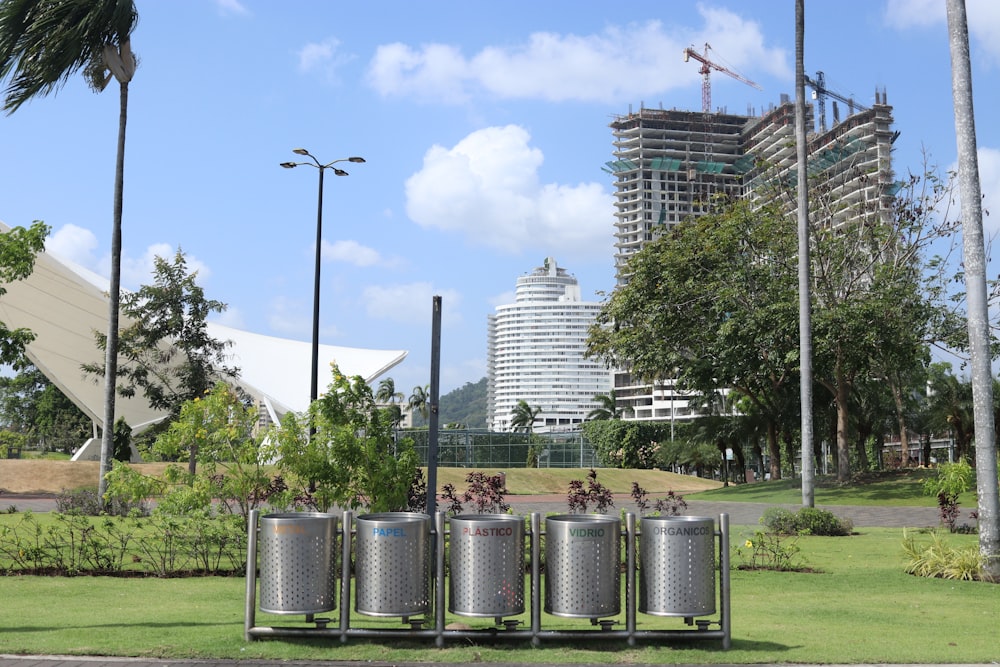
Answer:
0, 460, 721, 496
0, 460, 172, 494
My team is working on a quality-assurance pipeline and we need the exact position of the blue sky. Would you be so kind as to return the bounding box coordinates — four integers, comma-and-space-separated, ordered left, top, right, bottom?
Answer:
2, 0, 999, 397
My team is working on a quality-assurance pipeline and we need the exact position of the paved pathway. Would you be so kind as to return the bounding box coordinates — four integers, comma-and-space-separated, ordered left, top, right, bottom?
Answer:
2, 492, 943, 528
0, 659, 988, 667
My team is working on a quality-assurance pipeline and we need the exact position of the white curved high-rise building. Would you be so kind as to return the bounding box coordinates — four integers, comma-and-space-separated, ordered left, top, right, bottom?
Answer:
487, 257, 612, 433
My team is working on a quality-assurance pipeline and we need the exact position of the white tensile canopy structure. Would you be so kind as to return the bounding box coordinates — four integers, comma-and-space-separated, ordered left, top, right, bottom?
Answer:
0, 222, 407, 458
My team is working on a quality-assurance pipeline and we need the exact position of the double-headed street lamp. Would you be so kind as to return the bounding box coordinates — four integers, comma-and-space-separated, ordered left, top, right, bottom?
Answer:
281, 149, 366, 409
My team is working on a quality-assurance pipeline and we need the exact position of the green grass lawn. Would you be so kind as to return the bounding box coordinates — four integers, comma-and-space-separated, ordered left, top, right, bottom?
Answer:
0, 527, 996, 664
689, 468, 981, 508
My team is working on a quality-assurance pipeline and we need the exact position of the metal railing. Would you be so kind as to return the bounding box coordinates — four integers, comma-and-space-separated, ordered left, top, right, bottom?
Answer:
405, 429, 599, 468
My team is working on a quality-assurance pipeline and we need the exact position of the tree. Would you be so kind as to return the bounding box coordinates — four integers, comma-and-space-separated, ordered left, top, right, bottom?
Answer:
946, 0, 1000, 579
375, 377, 403, 406
588, 199, 800, 480
407, 384, 429, 424
586, 389, 621, 421
274, 364, 418, 513
510, 399, 542, 434
82, 249, 237, 470
0, 365, 89, 454
0, 0, 139, 505
794, 0, 816, 506
925, 366, 974, 462
151, 382, 275, 522
0, 221, 49, 367
375, 377, 404, 427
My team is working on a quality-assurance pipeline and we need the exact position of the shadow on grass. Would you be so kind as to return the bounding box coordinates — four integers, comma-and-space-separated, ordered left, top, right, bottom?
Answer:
1, 620, 237, 633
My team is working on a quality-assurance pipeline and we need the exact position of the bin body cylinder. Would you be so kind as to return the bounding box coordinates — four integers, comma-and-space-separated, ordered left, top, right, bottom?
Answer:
355, 512, 431, 617
544, 514, 621, 618
639, 515, 716, 617
449, 514, 525, 617
258, 512, 338, 615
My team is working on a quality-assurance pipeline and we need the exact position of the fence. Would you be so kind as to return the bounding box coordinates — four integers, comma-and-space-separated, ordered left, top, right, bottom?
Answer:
405, 429, 599, 469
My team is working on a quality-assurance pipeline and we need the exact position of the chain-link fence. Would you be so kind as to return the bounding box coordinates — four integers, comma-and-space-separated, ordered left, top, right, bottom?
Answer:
404, 429, 599, 469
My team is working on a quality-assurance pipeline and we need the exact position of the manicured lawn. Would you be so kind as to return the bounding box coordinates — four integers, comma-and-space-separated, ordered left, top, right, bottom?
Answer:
0, 527, 996, 663
690, 468, 980, 508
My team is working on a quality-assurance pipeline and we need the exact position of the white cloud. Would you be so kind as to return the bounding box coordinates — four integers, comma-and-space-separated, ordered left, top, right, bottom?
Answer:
489, 290, 516, 309
886, 0, 1000, 64
266, 295, 337, 338
945, 147, 1000, 236
362, 282, 462, 325
405, 125, 613, 256
975, 147, 1000, 235
111, 243, 211, 291
367, 12, 788, 104
214, 0, 249, 17
322, 239, 395, 267
297, 38, 354, 82
211, 307, 246, 330
45, 224, 98, 269
368, 42, 471, 104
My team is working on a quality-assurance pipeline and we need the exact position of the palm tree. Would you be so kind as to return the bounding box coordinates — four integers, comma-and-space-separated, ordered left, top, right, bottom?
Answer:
0, 0, 138, 505
375, 377, 403, 406
408, 384, 429, 424
586, 389, 620, 421
946, 0, 1000, 581
375, 377, 404, 427
794, 0, 815, 507
510, 399, 542, 434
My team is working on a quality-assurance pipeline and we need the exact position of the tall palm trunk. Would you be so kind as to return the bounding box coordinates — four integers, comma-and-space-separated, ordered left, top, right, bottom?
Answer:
97, 78, 127, 504
794, 0, 815, 505
945, 0, 1000, 580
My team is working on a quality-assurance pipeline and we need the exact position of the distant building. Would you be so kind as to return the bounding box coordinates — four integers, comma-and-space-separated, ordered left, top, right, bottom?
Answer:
606, 92, 896, 422
487, 258, 611, 433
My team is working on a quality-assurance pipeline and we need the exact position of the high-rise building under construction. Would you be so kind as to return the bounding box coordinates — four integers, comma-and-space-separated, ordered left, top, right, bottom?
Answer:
607, 91, 896, 422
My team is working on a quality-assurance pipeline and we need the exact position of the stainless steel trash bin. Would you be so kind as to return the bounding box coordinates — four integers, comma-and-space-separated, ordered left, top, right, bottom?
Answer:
354, 512, 431, 617
544, 514, 620, 618
639, 515, 716, 617
448, 514, 525, 617
258, 512, 338, 615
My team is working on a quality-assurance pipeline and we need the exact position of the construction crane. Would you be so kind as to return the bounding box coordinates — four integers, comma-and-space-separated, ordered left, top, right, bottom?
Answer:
683, 42, 762, 114
804, 71, 869, 132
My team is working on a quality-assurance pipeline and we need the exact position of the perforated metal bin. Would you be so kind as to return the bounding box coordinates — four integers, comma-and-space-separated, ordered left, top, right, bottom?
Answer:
639, 515, 716, 617
258, 512, 338, 615
354, 512, 431, 617
544, 514, 620, 618
448, 514, 525, 617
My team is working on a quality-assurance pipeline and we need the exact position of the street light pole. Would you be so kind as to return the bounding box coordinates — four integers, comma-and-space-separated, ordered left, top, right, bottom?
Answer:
281, 149, 365, 409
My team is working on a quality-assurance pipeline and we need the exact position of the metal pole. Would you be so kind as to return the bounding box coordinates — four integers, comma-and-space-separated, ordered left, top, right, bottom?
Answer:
244, 509, 259, 641
426, 296, 442, 516
310, 166, 324, 409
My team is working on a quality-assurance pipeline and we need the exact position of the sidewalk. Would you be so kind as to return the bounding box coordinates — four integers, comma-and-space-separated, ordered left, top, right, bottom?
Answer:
0, 658, 990, 667
1, 492, 943, 527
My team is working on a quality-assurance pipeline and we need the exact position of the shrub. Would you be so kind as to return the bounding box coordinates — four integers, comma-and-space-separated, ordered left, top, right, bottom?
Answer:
761, 506, 852, 536
902, 529, 987, 581
761, 507, 798, 534
923, 460, 973, 532
630, 482, 687, 516
795, 507, 853, 536
567, 469, 614, 513
55, 486, 148, 517
439, 471, 509, 515
734, 529, 805, 571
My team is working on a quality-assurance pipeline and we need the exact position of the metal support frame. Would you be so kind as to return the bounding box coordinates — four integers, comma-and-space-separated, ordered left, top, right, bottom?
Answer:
245, 510, 731, 648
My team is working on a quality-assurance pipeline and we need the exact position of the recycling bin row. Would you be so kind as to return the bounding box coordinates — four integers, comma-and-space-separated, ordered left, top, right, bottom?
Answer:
256, 511, 716, 620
